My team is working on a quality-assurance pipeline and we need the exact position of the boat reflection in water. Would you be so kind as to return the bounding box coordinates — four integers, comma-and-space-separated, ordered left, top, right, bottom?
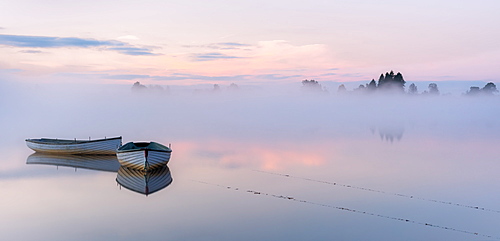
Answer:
370, 124, 405, 143
116, 165, 172, 196
26, 153, 173, 196
26, 153, 120, 172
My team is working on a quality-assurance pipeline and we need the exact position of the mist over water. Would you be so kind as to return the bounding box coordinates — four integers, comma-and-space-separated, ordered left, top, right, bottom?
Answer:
6, 82, 498, 140
1, 83, 500, 240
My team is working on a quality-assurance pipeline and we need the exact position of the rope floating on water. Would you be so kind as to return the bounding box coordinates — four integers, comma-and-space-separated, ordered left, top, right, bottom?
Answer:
193, 180, 500, 240
253, 170, 500, 214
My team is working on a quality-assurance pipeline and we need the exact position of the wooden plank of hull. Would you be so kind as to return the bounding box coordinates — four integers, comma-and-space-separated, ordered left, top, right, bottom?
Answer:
116, 150, 171, 171
117, 151, 146, 170
116, 165, 172, 195
147, 151, 171, 169
26, 153, 120, 172
25, 137, 122, 155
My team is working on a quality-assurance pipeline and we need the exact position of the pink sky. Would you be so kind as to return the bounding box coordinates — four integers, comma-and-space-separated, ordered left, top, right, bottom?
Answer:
1, 0, 499, 86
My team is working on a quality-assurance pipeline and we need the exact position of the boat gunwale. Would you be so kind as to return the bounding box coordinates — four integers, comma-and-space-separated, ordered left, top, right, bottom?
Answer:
25, 136, 122, 145
116, 148, 172, 154
117, 142, 172, 153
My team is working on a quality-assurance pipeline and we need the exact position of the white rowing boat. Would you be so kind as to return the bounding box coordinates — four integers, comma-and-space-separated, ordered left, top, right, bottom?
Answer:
25, 136, 122, 155
116, 142, 172, 171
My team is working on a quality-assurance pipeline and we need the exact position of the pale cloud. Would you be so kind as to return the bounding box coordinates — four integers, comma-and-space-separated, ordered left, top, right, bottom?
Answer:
340, 73, 364, 78
1, 0, 500, 85
175, 40, 337, 79
117, 35, 139, 40
0, 34, 122, 48
0, 35, 348, 85
19, 50, 44, 54
0, 34, 158, 56
181, 40, 331, 67
183, 42, 251, 50
218, 42, 250, 47
243, 40, 336, 71
103, 74, 151, 80
107, 47, 160, 56
190, 52, 244, 61
0, 68, 22, 74
320, 73, 337, 76
101, 72, 302, 83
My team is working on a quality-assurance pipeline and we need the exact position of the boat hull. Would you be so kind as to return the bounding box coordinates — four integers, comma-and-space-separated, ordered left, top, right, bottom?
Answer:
25, 137, 122, 155
116, 149, 171, 171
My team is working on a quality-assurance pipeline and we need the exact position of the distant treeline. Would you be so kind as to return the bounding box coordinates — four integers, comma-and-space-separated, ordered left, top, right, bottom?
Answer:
302, 70, 498, 96
130, 72, 498, 96
131, 81, 240, 94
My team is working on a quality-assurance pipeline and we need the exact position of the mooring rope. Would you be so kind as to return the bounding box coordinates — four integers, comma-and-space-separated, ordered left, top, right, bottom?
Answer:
253, 169, 500, 214
193, 180, 500, 240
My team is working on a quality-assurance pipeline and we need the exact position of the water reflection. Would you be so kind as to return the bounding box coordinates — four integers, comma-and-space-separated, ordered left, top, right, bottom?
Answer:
26, 153, 173, 196
198, 180, 498, 240
254, 170, 500, 214
370, 124, 405, 142
377, 126, 404, 142
116, 165, 172, 196
26, 153, 120, 172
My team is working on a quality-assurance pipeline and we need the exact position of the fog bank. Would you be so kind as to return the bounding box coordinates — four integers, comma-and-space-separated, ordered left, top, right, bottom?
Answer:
2, 83, 498, 147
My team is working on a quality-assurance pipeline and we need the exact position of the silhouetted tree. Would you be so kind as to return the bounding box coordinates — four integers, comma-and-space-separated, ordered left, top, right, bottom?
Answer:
482, 82, 498, 95
408, 83, 418, 95
353, 84, 366, 94
367, 79, 377, 92
378, 74, 384, 84
301, 79, 325, 92
302, 79, 319, 86
131, 81, 147, 92
337, 84, 347, 93
228, 83, 239, 91
428, 83, 439, 95
466, 86, 481, 95
213, 84, 220, 91
394, 72, 404, 84
466, 82, 498, 96
377, 70, 406, 92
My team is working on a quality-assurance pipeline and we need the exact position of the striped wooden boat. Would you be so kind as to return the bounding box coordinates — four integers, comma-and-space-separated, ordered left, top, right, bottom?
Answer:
25, 136, 122, 155
116, 165, 172, 196
116, 142, 172, 171
26, 153, 120, 172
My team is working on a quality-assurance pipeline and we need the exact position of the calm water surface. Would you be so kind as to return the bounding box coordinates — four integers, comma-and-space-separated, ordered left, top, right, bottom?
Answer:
1, 87, 499, 240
